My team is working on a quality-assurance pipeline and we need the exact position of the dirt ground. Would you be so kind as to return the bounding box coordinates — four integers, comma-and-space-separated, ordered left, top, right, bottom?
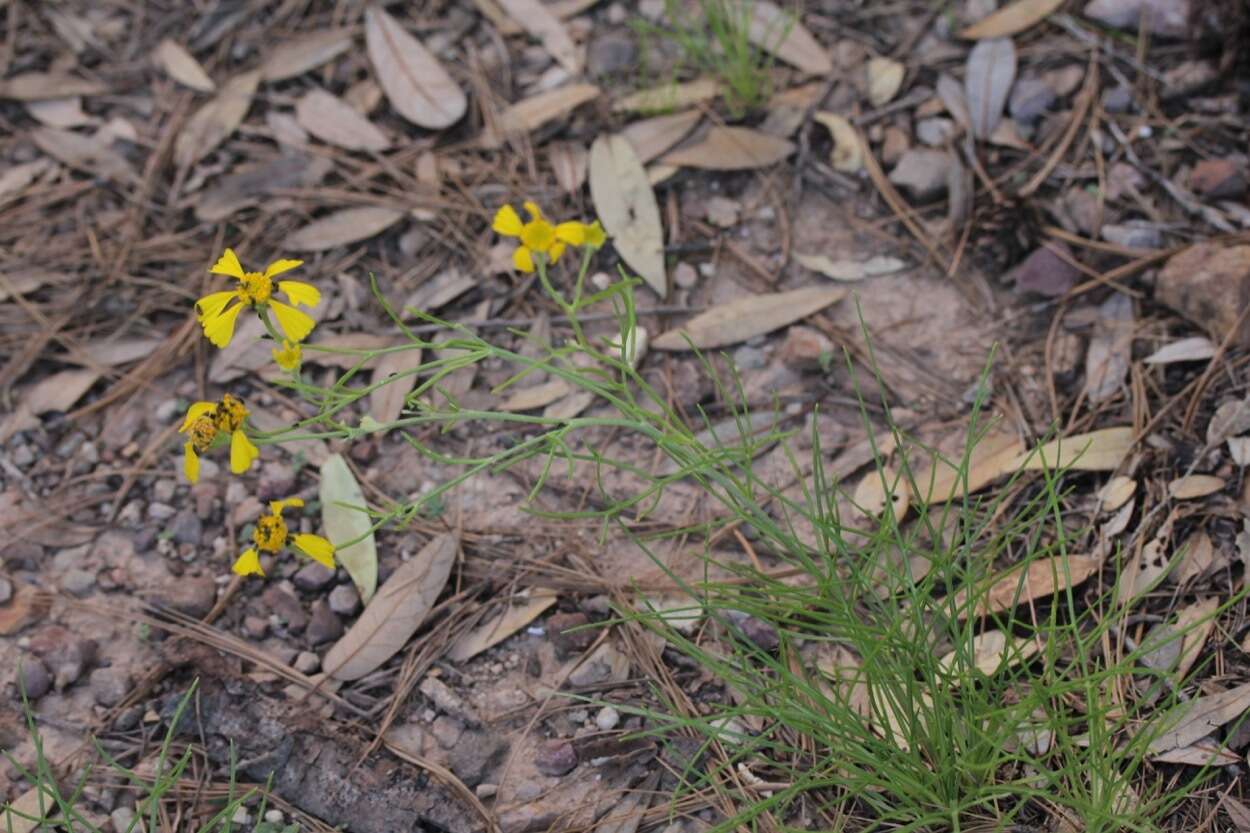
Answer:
2, 1, 1250, 831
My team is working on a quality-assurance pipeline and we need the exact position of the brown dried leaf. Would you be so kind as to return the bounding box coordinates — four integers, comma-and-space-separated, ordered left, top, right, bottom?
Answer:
323, 533, 458, 681
1207, 398, 1250, 446
196, 153, 333, 222
621, 110, 702, 164
0, 73, 106, 100
446, 588, 558, 662
296, 88, 390, 151
796, 253, 906, 282
26, 97, 91, 128
661, 126, 795, 170
549, 141, 589, 194
153, 38, 215, 92
1175, 529, 1216, 584
499, 379, 570, 412
949, 555, 1102, 618
1014, 427, 1133, 472
0, 783, 59, 833
960, 0, 1065, 38
866, 57, 905, 107
964, 37, 1016, 139
746, 1, 832, 74
496, 0, 581, 73
260, 28, 354, 82
1083, 292, 1134, 403
0, 369, 100, 442
30, 127, 137, 185
0, 586, 50, 636
173, 70, 260, 168
938, 629, 1040, 677
1174, 597, 1218, 681
614, 78, 721, 113
365, 5, 466, 129
653, 286, 846, 350
913, 429, 1026, 505
1224, 796, 1250, 831
1142, 336, 1216, 364
853, 466, 911, 519
320, 453, 378, 604
0, 159, 54, 204
1116, 530, 1173, 607
286, 206, 405, 252
370, 346, 424, 424
1098, 476, 1136, 512
813, 111, 863, 173
590, 134, 666, 298
1168, 474, 1224, 499
493, 83, 600, 141
1147, 681, 1250, 755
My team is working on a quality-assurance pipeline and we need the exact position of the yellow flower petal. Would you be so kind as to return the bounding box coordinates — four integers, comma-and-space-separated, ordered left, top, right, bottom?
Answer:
292, 534, 336, 569
210, 248, 246, 280
271, 497, 304, 514
202, 302, 246, 348
277, 280, 320, 309
555, 222, 585, 245
583, 221, 606, 248
230, 429, 259, 474
492, 204, 523, 237
183, 441, 200, 484
520, 218, 556, 253
512, 245, 535, 273
270, 300, 316, 343
263, 258, 304, 280
523, 201, 544, 221
272, 340, 301, 371
179, 401, 216, 433
196, 291, 239, 323
232, 548, 264, 577
549, 241, 566, 264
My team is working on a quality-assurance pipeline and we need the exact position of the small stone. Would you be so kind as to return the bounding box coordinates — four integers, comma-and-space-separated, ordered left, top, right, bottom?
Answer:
0, 576, 12, 604
705, 196, 740, 228
534, 739, 578, 777
1010, 241, 1081, 297
16, 658, 51, 700
242, 615, 269, 638
151, 479, 177, 503
231, 806, 249, 826
1191, 158, 1246, 200
1083, 0, 1190, 38
887, 149, 953, 201
1156, 243, 1250, 348
1102, 221, 1162, 249
60, 568, 96, 597
89, 667, 132, 707
293, 651, 320, 674
547, 612, 593, 658
167, 509, 202, 546
587, 32, 637, 78
328, 583, 361, 616
726, 610, 780, 652
230, 496, 263, 526
568, 642, 630, 687
448, 731, 508, 787
673, 262, 699, 289
595, 706, 620, 731
225, 480, 249, 506
606, 3, 627, 24
293, 561, 336, 592
258, 462, 295, 500
151, 575, 217, 619
880, 126, 909, 165
28, 626, 97, 688
1101, 85, 1134, 113
731, 345, 767, 370
12, 445, 35, 467
306, 601, 343, 645
147, 502, 176, 521
261, 585, 308, 633
191, 483, 217, 520
779, 325, 834, 370
431, 715, 465, 748
264, 809, 285, 824
154, 399, 179, 422
915, 118, 955, 147
1008, 78, 1055, 124
638, 0, 665, 19
110, 807, 137, 833
475, 783, 499, 799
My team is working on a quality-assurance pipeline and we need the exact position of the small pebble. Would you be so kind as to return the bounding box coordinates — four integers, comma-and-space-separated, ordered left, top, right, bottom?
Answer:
110, 807, 137, 833
243, 615, 269, 639
328, 583, 361, 616
293, 562, 336, 592
306, 601, 343, 645
16, 658, 52, 700
231, 806, 250, 826
0, 576, 12, 604
264, 809, 285, 824
147, 503, 176, 521
89, 667, 133, 707
151, 479, 177, 503
533, 739, 578, 776
61, 568, 96, 597
293, 651, 320, 674
595, 706, 620, 731
673, 262, 699, 289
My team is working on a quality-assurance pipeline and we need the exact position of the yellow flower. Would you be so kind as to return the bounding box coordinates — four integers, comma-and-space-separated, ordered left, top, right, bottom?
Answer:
232, 497, 336, 577
178, 393, 259, 483
583, 220, 607, 249
196, 249, 321, 348
492, 202, 588, 273
273, 339, 301, 371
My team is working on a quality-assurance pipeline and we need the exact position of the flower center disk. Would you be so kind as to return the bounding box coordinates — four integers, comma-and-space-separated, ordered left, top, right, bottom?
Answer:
254, 514, 288, 552
237, 271, 273, 305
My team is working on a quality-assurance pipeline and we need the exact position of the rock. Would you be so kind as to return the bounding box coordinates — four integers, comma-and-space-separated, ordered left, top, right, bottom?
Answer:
0, 576, 11, 604
15, 657, 51, 700
880, 126, 909, 165
257, 462, 295, 500
328, 583, 361, 616
306, 601, 342, 645
1101, 85, 1134, 113
887, 150, 953, 201
731, 345, 767, 370
1156, 244, 1250, 348
447, 730, 507, 787
595, 706, 620, 731
431, 715, 465, 748
147, 502, 176, 521
779, 325, 834, 370
28, 626, 97, 688
705, 196, 740, 228
1191, 159, 1246, 200
230, 496, 263, 526
167, 509, 202, 546
673, 262, 699, 289
418, 675, 473, 718
89, 667, 132, 707
110, 807, 137, 833
261, 585, 308, 633
151, 575, 217, 619
293, 562, 336, 592
151, 479, 177, 503
242, 615, 269, 638
915, 118, 956, 147
1102, 221, 1162, 250
1084, 0, 1190, 38
587, 32, 636, 78
264, 809, 285, 825
533, 739, 578, 777
1010, 241, 1081, 297
293, 651, 320, 674
547, 612, 594, 658
60, 568, 96, 597
1008, 78, 1055, 124
726, 611, 779, 652
567, 642, 630, 687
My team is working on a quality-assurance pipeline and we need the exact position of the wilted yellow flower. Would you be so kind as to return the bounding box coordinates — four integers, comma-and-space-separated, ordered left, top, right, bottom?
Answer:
196, 249, 321, 348
492, 201, 592, 273
272, 339, 302, 371
233, 497, 336, 577
178, 393, 259, 483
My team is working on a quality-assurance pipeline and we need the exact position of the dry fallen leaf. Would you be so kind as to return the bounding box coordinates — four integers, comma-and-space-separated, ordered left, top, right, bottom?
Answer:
0, 369, 101, 442
1207, 398, 1250, 446
853, 466, 911, 519
661, 126, 795, 170
1116, 524, 1174, 607
446, 588, 558, 662
323, 533, 458, 681
499, 378, 571, 412
866, 57, 905, 107
1014, 427, 1133, 472
1142, 336, 1216, 364
1083, 292, 1134, 404
1147, 681, 1250, 756
960, 0, 1065, 38
365, 5, 466, 129
938, 629, 1040, 678
173, 70, 260, 169
1229, 437, 1250, 466
1172, 597, 1218, 681
549, 141, 589, 194
1168, 474, 1225, 499
25, 97, 92, 129
589, 134, 666, 298
493, 83, 599, 141
320, 453, 378, 604
621, 110, 702, 164
286, 206, 405, 251
1, 783, 59, 833
196, 153, 333, 223
1175, 529, 1216, 584
813, 111, 863, 173
964, 37, 1017, 140
1098, 476, 1137, 512
0, 73, 107, 100
746, 1, 833, 74
296, 87, 390, 152
653, 286, 846, 350
949, 555, 1102, 618
912, 429, 1026, 505
260, 28, 355, 82
370, 346, 424, 424
496, 0, 581, 73
153, 38, 215, 92
30, 127, 137, 185
614, 78, 721, 113
796, 253, 906, 282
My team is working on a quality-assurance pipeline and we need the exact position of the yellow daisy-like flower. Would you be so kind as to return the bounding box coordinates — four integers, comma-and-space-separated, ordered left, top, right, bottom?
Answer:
196, 249, 322, 348
178, 393, 260, 483
272, 339, 302, 372
492, 201, 590, 274
583, 220, 607, 249
232, 497, 336, 577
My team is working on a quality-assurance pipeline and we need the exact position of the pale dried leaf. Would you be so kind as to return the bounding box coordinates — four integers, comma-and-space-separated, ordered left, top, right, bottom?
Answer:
0, 268, 58, 302
1142, 336, 1216, 364
196, 153, 333, 223
949, 555, 1102, 618
1207, 398, 1250, 446
1100, 497, 1135, 539
960, 0, 1065, 38
153, 38, 215, 91
549, 141, 589, 194
621, 110, 702, 164
661, 126, 795, 170
497, 0, 581, 73
0, 369, 101, 442
208, 316, 268, 383
404, 270, 475, 313
0, 73, 106, 100
938, 629, 1040, 677
614, 78, 720, 113
493, 83, 599, 140
173, 70, 260, 168
31, 127, 137, 185
370, 346, 424, 424
74, 337, 165, 367
1, 782, 60, 833
1014, 426, 1133, 472
1224, 796, 1250, 831
1168, 474, 1224, 499
746, 1, 833, 74
1116, 535, 1173, 607
499, 379, 571, 412
1098, 476, 1136, 512
286, 206, 405, 251
937, 73, 972, 130
653, 286, 846, 350
1174, 597, 1218, 681
1083, 289, 1134, 404
1147, 681, 1250, 755
853, 466, 911, 519
797, 252, 906, 281
447, 588, 558, 662
964, 37, 1017, 139
590, 134, 666, 297
1229, 437, 1250, 466
866, 57, 905, 107
366, 5, 466, 129
813, 111, 863, 172
1175, 529, 1216, 584
26, 97, 91, 128
0, 159, 54, 204
1149, 738, 1240, 766
913, 429, 1025, 505
297, 88, 390, 151
320, 453, 379, 604
260, 28, 354, 82
323, 533, 458, 681
304, 333, 393, 370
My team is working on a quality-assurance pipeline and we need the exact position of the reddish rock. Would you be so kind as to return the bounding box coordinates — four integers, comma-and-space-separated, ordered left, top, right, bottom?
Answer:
1191, 159, 1246, 200
547, 612, 593, 659
779, 325, 834, 370
533, 739, 578, 777
1155, 244, 1250, 348
1011, 241, 1081, 297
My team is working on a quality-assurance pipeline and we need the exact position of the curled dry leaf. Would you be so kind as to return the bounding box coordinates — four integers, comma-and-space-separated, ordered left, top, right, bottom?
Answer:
1098, 475, 1136, 513
1168, 474, 1225, 499
499, 378, 571, 412
621, 110, 702, 164
949, 554, 1102, 618
323, 533, 458, 681
964, 37, 1016, 140
653, 286, 846, 350
589, 134, 666, 298
614, 78, 720, 113
174, 70, 260, 169
1014, 426, 1133, 472
797, 253, 906, 282
960, 0, 1065, 38
286, 206, 405, 251
496, 0, 581, 73
661, 126, 795, 170
938, 629, 1040, 678
746, 1, 833, 74
1142, 336, 1216, 364
0, 73, 106, 100
365, 5, 466, 129
26, 97, 91, 129
493, 83, 600, 142
296, 88, 390, 152
1172, 597, 1218, 681
260, 28, 355, 82
813, 112, 863, 173
447, 588, 558, 662
866, 57, 905, 107
196, 152, 333, 223
153, 39, 214, 92
370, 345, 424, 425
319, 453, 378, 604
